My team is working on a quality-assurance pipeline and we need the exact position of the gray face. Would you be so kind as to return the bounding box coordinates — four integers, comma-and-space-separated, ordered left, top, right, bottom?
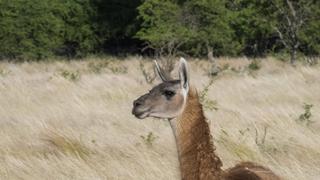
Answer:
132, 80, 186, 119
132, 58, 189, 119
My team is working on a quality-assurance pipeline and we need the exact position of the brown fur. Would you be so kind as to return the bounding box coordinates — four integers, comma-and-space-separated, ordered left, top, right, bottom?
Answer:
223, 162, 281, 180
173, 87, 281, 180
174, 87, 223, 180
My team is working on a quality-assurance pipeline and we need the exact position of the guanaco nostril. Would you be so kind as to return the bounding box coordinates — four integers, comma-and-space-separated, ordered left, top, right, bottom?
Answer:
134, 100, 143, 107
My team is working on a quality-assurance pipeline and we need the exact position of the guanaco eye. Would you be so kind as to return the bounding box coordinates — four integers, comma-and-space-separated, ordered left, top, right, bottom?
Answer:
163, 90, 175, 97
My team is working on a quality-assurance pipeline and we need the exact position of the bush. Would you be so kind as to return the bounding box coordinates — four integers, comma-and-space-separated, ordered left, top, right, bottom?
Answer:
248, 60, 261, 71
297, 103, 314, 126
0, 0, 97, 60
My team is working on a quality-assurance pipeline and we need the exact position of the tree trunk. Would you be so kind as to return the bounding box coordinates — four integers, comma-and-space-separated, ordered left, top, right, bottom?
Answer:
207, 46, 219, 76
207, 47, 214, 63
290, 46, 298, 65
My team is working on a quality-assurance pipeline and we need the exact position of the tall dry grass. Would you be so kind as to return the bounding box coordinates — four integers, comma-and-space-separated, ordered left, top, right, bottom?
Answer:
0, 57, 319, 179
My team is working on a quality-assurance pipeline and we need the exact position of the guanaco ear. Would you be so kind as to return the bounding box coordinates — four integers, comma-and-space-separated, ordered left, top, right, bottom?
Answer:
154, 60, 168, 82
179, 57, 189, 90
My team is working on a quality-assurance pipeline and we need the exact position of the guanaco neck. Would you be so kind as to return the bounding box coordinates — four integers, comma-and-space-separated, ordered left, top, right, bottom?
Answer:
169, 88, 223, 180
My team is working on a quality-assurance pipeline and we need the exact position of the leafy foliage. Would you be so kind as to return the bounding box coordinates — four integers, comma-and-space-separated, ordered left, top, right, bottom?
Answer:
258, 0, 320, 62
91, 0, 142, 54
227, 0, 275, 56
200, 78, 218, 111
248, 60, 261, 71
140, 132, 158, 146
0, 0, 319, 60
297, 103, 314, 126
0, 0, 97, 60
136, 0, 187, 56
182, 0, 239, 56
136, 0, 238, 56
60, 70, 81, 81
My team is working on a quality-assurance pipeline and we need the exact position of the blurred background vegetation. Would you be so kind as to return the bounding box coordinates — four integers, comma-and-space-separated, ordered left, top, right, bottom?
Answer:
0, 0, 319, 62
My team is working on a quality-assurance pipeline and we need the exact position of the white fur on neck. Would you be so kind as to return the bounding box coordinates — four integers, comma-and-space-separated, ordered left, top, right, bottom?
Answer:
169, 87, 188, 136
169, 118, 178, 137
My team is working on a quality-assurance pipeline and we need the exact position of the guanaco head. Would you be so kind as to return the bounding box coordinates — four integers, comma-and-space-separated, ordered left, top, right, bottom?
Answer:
132, 58, 189, 119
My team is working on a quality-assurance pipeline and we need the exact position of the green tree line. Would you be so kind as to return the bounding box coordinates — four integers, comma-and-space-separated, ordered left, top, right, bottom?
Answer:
0, 0, 319, 61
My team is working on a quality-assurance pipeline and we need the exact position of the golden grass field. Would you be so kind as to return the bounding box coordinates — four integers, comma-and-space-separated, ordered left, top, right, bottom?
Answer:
0, 57, 319, 179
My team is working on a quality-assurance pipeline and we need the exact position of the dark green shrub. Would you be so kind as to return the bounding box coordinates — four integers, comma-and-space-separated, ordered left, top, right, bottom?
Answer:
297, 103, 314, 126
0, 0, 97, 60
248, 60, 261, 71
